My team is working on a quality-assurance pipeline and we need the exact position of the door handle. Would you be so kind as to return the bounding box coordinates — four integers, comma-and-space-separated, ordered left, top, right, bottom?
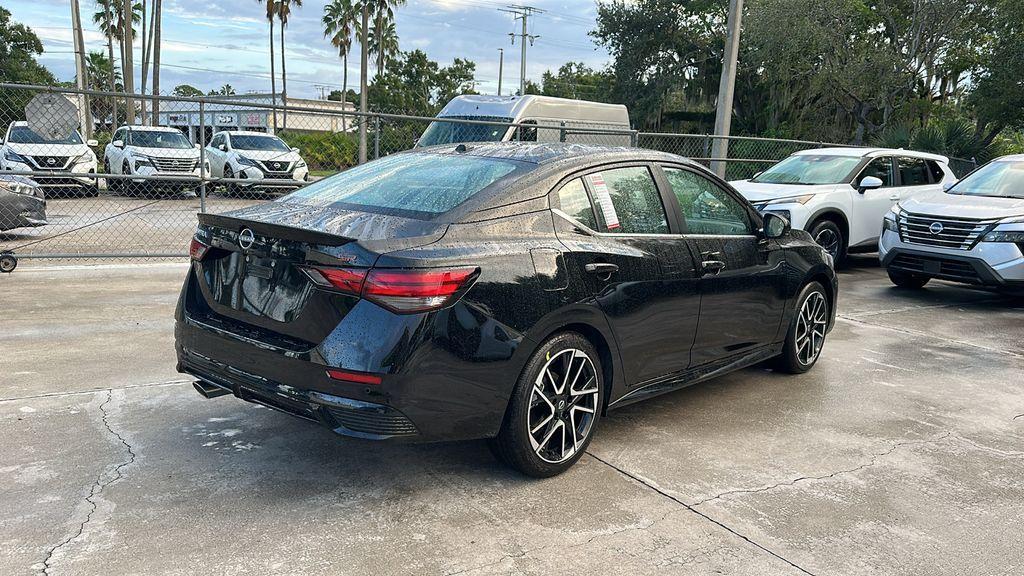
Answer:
700, 252, 725, 276
584, 262, 619, 276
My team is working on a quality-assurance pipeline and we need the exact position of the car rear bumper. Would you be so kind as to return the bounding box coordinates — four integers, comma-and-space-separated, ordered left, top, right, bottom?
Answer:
880, 230, 1024, 287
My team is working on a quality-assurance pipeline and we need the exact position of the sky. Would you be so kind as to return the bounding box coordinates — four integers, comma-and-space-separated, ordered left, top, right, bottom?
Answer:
8, 0, 611, 99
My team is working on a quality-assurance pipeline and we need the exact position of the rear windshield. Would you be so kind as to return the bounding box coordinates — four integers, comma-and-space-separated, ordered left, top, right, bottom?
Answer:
282, 152, 526, 217
417, 116, 513, 147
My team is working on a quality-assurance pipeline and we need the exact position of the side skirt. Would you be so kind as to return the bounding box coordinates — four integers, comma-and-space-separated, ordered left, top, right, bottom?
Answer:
607, 343, 784, 410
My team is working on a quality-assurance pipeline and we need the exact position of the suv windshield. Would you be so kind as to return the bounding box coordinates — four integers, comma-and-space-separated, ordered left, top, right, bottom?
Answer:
946, 159, 1024, 200
8, 126, 83, 145
417, 116, 512, 147
231, 134, 291, 152
283, 152, 525, 217
752, 154, 863, 185
128, 130, 193, 149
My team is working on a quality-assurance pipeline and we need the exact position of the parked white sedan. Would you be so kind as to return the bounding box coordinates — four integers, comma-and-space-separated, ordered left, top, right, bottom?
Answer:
206, 131, 308, 195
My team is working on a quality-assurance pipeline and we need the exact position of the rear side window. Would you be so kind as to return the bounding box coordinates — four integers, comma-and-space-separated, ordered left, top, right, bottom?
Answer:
283, 153, 524, 217
898, 157, 930, 186
926, 160, 945, 182
585, 167, 668, 234
859, 157, 894, 187
556, 178, 598, 229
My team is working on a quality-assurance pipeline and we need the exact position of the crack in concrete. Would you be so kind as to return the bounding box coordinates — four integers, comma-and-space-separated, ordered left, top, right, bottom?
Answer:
1013, 414, 1023, 421
586, 452, 816, 576
837, 316, 1024, 359
1, 379, 189, 404
691, 431, 953, 506
38, 390, 136, 575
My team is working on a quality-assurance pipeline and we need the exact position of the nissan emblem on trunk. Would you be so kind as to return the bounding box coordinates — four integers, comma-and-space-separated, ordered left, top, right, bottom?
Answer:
238, 228, 255, 250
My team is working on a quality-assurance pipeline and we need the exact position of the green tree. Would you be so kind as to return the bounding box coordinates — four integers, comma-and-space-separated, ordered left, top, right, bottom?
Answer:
369, 14, 398, 76
172, 84, 204, 97
0, 7, 57, 126
540, 62, 615, 102
277, 0, 301, 128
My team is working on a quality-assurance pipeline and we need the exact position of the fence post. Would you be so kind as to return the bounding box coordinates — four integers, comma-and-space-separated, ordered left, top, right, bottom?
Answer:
703, 135, 711, 162
630, 130, 638, 148
559, 121, 567, 143
199, 99, 207, 213
374, 115, 381, 160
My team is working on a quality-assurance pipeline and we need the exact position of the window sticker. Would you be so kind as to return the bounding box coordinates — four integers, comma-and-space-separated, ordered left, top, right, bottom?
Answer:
586, 173, 620, 230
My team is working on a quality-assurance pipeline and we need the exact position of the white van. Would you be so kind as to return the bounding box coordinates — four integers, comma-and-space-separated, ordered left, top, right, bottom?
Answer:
416, 95, 632, 147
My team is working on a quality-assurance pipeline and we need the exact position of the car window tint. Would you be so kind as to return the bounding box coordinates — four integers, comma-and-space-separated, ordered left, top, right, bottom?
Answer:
556, 178, 597, 229
585, 167, 668, 234
859, 157, 894, 187
925, 160, 945, 182
663, 167, 751, 235
898, 157, 930, 186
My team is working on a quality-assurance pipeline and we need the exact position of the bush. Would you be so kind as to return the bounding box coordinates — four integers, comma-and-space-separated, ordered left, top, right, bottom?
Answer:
277, 130, 358, 174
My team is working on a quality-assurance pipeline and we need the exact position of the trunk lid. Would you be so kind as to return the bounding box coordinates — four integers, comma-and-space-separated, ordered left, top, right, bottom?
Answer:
191, 201, 448, 344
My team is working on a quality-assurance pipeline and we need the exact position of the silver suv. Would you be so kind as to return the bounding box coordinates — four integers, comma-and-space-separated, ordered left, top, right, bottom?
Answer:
880, 155, 1024, 291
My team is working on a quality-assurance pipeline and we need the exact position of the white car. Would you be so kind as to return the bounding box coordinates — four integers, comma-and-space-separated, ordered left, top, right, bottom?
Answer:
205, 131, 308, 195
104, 126, 203, 195
881, 155, 1024, 292
1, 121, 99, 196
731, 148, 957, 263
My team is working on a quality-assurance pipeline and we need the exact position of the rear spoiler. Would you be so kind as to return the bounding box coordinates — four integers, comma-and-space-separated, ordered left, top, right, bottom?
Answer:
197, 212, 353, 247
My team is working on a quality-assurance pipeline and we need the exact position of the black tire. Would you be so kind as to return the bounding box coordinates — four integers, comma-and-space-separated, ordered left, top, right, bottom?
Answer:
808, 219, 845, 265
493, 332, 604, 477
104, 159, 119, 193
0, 253, 17, 273
121, 161, 137, 196
224, 165, 240, 197
773, 282, 830, 374
887, 269, 930, 289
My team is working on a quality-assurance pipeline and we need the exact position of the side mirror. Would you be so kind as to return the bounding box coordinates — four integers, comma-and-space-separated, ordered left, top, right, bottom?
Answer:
87, 139, 99, 147
112, 139, 124, 148
752, 171, 763, 179
218, 144, 227, 152
412, 137, 420, 147
195, 143, 202, 149
857, 176, 883, 194
943, 181, 955, 191
291, 147, 300, 153
763, 212, 790, 239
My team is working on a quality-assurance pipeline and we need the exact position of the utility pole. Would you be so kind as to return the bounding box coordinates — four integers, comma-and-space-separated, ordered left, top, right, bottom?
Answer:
497, 48, 504, 96
70, 0, 92, 139
500, 5, 543, 96
710, 0, 743, 178
123, 0, 136, 125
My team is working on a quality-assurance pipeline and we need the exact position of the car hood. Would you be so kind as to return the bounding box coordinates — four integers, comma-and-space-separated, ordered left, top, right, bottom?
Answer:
729, 180, 838, 202
899, 190, 1024, 220
6, 142, 93, 158
232, 150, 301, 163
129, 146, 199, 158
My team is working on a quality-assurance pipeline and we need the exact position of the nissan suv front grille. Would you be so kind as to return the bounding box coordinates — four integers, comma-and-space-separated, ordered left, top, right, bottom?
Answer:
897, 212, 998, 251
152, 157, 198, 173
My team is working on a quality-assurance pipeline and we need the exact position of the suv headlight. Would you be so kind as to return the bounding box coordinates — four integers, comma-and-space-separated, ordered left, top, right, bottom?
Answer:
73, 151, 95, 165
134, 154, 156, 168
882, 209, 899, 233
295, 159, 307, 168
236, 155, 259, 168
4, 149, 29, 164
760, 194, 816, 206
3, 179, 41, 198
982, 230, 1024, 243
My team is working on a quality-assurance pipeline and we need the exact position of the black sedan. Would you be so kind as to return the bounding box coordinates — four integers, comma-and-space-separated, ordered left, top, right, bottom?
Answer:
175, 143, 837, 477
0, 175, 46, 232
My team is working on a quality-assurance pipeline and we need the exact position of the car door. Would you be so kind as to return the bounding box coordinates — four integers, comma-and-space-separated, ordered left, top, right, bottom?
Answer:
850, 155, 897, 247
106, 127, 126, 172
658, 165, 789, 367
894, 155, 940, 201
206, 133, 225, 177
553, 165, 701, 388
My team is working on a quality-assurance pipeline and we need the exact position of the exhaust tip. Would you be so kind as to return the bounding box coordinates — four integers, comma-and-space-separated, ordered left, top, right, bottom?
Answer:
193, 380, 231, 399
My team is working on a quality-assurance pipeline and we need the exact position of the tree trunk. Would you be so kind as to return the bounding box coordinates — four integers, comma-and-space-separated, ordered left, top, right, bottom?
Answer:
358, 3, 369, 164
342, 53, 348, 132
122, 0, 135, 125
152, 0, 161, 122
269, 19, 278, 132
105, 2, 117, 130
281, 22, 288, 129
140, 0, 148, 124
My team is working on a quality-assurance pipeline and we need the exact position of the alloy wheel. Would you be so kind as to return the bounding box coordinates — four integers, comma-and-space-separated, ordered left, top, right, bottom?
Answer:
814, 228, 841, 259
527, 348, 600, 464
795, 291, 828, 365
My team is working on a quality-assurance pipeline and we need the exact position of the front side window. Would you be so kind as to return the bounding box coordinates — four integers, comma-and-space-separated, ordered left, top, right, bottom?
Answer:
211, 134, 224, 148
946, 159, 1024, 199
231, 134, 291, 152
555, 178, 598, 229
663, 167, 751, 235
417, 116, 512, 147
585, 166, 668, 234
128, 130, 193, 149
898, 157, 931, 186
859, 157, 894, 187
283, 152, 526, 217
8, 126, 83, 145
751, 154, 863, 185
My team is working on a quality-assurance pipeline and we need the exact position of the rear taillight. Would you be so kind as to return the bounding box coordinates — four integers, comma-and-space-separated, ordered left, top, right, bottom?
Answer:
189, 238, 210, 261
326, 368, 383, 385
302, 266, 479, 313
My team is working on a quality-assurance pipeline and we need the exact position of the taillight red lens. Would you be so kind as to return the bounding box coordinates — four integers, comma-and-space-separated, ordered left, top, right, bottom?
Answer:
189, 238, 209, 261
326, 368, 383, 385
304, 265, 479, 313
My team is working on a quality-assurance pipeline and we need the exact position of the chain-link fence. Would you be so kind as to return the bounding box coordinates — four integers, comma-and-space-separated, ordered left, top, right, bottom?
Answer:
0, 83, 978, 269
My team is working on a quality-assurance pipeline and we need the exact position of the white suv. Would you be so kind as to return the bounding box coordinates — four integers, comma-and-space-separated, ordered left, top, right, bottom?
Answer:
731, 148, 957, 263
1, 121, 99, 196
881, 155, 1024, 292
104, 126, 203, 194
205, 131, 308, 195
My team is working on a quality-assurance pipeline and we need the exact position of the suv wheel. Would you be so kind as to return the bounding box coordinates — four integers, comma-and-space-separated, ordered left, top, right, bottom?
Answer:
104, 159, 119, 192
773, 282, 829, 374
121, 160, 137, 196
888, 269, 930, 289
492, 332, 603, 477
809, 219, 845, 264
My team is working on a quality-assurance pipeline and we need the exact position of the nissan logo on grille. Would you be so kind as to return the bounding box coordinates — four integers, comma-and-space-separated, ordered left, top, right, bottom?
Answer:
273, 162, 283, 170
238, 228, 255, 250
929, 222, 944, 235
46, 157, 56, 165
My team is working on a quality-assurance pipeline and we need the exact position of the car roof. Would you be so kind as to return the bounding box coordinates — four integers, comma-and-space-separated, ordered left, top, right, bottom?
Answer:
220, 130, 280, 137
115, 125, 184, 133
993, 154, 1024, 162
794, 146, 949, 163
415, 142, 697, 169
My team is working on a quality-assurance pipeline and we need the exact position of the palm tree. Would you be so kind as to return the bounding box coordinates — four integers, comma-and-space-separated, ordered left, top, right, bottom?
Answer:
92, 0, 128, 126
85, 50, 121, 129
277, 0, 302, 129
357, 0, 403, 163
151, 0, 162, 122
323, 0, 359, 130
368, 14, 398, 76
257, 0, 279, 129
